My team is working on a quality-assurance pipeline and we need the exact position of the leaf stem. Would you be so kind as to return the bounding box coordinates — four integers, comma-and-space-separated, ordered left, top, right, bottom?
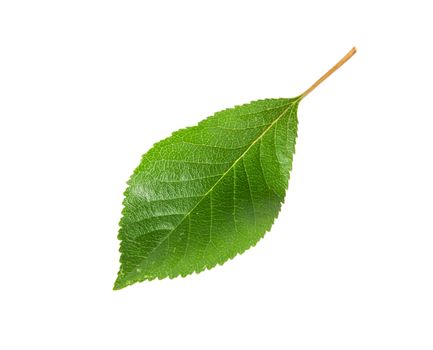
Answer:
300, 47, 357, 99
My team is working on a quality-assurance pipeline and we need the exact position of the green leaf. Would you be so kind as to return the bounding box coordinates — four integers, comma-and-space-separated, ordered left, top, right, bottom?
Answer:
114, 47, 356, 289
114, 98, 299, 289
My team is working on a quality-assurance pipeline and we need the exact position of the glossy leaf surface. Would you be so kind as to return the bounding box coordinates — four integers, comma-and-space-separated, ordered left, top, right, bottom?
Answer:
114, 98, 299, 289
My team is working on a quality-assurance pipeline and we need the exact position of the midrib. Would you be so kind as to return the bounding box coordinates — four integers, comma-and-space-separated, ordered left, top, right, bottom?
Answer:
133, 100, 298, 271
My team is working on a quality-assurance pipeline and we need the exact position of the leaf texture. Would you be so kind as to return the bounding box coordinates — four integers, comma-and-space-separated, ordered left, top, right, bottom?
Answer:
114, 98, 299, 289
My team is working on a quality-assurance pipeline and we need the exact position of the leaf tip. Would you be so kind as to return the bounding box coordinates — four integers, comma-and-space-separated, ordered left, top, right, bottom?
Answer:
112, 280, 123, 291
113, 273, 127, 290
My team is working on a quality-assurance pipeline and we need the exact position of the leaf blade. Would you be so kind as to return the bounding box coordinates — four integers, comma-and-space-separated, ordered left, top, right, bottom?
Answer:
115, 98, 299, 289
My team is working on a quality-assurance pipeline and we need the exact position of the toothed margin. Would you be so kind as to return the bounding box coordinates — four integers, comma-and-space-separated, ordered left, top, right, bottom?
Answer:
114, 98, 298, 290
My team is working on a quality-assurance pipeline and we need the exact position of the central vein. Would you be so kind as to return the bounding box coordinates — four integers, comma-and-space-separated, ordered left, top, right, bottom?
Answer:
136, 100, 298, 267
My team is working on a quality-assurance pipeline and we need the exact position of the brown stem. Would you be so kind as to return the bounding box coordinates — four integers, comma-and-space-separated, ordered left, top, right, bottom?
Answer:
300, 47, 357, 99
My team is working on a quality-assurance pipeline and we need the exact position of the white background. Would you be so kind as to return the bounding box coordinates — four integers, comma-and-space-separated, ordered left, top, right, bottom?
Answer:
1, 1, 432, 349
